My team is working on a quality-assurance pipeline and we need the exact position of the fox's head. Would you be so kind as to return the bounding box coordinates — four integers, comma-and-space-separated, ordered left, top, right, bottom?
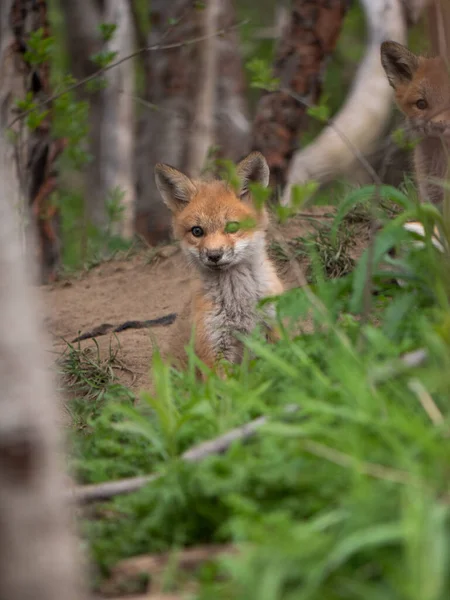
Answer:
381, 41, 450, 137
155, 152, 270, 272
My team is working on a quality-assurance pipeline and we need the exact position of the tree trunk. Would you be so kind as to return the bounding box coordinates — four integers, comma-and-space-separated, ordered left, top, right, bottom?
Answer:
0, 4, 84, 597
101, 0, 135, 239
427, 0, 450, 58
59, 0, 135, 239
133, 0, 193, 245
251, 0, 349, 192
185, 0, 220, 176
59, 0, 105, 230
10, 0, 64, 284
134, 0, 251, 245
214, 0, 251, 162
282, 0, 410, 205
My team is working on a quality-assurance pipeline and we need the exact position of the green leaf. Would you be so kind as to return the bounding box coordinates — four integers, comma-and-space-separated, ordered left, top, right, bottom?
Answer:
307, 103, 330, 123
225, 221, 240, 234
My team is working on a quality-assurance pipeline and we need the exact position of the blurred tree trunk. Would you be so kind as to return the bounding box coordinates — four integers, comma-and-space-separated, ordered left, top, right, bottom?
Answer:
281, 0, 429, 204
0, 6, 84, 598
251, 0, 349, 192
101, 0, 135, 239
134, 0, 250, 245
427, 0, 450, 58
9, 0, 65, 284
133, 0, 194, 245
214, 0, 251, 163
59, 0, 135, 239
186, 0, 220, 176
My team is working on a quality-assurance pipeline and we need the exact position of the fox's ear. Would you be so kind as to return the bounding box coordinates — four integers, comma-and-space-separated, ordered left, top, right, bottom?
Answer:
155, 163, 197, 212
236, 152, 270, 198
381, 41, 419, 88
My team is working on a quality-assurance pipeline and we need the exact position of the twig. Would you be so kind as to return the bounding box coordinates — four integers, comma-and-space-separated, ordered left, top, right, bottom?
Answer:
401, 348, 428, 368
111, 544, 237, 579
72, 346, 429, 505
71, 313, 177, 343
72, 414, 270, 503
408, 378, 444, 426
5, 19, 248, 132
302, 440, 415, 486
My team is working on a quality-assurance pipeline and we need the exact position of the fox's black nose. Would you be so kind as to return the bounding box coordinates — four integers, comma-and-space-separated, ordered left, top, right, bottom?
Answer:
206, 250, 223, 263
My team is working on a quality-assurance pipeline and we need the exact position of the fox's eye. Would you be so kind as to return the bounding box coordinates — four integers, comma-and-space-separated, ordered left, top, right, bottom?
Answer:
191, 226, 204, 237
416, 99, 428, 110
225, 221, 240, 234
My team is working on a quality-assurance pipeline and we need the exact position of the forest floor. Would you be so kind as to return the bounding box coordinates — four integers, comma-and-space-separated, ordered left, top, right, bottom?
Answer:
43, 206, 370, 412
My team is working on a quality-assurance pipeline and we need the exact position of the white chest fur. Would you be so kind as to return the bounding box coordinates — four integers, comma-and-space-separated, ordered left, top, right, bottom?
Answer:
202, 253, 275, 363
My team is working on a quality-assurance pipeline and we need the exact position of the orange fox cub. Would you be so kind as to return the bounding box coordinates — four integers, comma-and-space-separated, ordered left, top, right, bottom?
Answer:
381, 41, 450, 207
155, 152, 283, 375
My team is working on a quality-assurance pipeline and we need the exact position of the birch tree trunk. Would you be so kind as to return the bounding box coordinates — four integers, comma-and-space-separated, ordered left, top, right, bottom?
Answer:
9, 0, 64, 283
214, 0, 251, 162
251, 0, 349, 191
0, 4, 84, 598
101, 0, 135, 239
59, 0, 135, 239
282, 0, 429, 205
427, 0, 450, 57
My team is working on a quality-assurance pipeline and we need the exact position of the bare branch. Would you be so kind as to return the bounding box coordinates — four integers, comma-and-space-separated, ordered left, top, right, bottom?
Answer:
72, 341, 429, 505
5, 19, 248, 132
72, 414, 271, 503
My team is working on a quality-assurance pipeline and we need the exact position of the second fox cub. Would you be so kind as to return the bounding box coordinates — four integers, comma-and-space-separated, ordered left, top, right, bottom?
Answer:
381, 41, 450, 207
155, 152, 283, 374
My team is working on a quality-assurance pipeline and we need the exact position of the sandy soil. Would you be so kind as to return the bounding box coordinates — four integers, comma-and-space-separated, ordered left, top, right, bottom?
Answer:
42, 208, 369, 396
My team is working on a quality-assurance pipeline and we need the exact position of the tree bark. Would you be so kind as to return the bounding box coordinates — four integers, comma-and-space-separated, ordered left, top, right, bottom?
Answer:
0, 5, 84, 597
251, 0, 349, 191
186, 0, 220, 177
101, 0, 135, 239
134, 0, 250, 245
282, 0, 410, 205
427, 0, 450, 58
214, 0, 251, 162
10, 0, 65, 283
133, 0, 193, 245
59, 0, 135, 239
59, 0, 105, 230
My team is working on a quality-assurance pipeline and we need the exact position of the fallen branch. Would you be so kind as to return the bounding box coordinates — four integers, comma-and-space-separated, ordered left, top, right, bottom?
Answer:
71, 312, 177, 343
111, 544, 237, 579
101, 544, 238, 599
72, 414, 269, 503
69, 339, 428, 507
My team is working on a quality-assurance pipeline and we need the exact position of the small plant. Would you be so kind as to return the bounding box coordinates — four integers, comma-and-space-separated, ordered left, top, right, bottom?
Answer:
246, 57, 280, 92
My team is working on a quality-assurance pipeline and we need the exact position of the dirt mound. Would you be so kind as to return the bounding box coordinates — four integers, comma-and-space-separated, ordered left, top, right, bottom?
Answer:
42, 208, 369, 395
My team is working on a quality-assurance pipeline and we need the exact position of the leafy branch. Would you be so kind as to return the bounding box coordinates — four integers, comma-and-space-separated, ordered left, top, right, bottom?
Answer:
6, 19, 248, 132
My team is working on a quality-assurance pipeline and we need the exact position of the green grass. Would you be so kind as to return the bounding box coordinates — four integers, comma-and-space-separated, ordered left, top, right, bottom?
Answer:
63, 183, 450, 599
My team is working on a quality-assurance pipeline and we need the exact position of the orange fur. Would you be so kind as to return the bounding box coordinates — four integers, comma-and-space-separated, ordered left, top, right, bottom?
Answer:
381, 41, 450, 206
155, 152, 283, 377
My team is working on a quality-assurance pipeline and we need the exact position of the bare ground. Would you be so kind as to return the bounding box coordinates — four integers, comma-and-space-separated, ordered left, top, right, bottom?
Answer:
42, 208, 369, 398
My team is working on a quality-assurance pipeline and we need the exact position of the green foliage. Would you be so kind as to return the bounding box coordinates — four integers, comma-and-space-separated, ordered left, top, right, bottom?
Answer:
23, 27, 54, 65
66, 184, 450, 598
246, 57, 279, 92
307, 100, 330, 123
98, 22, 117, 43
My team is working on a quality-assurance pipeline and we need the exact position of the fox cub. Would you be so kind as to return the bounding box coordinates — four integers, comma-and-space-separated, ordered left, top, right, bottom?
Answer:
381, 40, 450, 207
155, 152, 283, 375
